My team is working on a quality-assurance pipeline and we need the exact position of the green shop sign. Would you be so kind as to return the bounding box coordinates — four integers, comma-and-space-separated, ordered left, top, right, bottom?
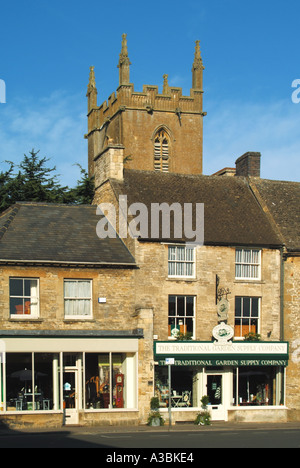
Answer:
154, 341, 289, 367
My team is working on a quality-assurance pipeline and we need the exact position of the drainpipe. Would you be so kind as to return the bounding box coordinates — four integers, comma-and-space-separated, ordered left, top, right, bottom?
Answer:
280, 245, 286, 342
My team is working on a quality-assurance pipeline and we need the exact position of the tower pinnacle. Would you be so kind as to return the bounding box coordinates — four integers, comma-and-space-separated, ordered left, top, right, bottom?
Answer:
118, 34, 131, 85
192, 40, 204, 90
87, 66, 98, 112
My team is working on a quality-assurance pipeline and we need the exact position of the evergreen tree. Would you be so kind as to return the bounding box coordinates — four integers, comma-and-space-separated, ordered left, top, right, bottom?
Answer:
0, 149, 95, 212
69, 164, 95, 205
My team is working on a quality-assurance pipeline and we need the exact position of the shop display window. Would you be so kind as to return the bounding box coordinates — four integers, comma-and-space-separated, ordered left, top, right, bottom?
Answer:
5, 353, 59, 411
85, 353, 127, 410
155, 366, 194, 408
232, 366, 284, 406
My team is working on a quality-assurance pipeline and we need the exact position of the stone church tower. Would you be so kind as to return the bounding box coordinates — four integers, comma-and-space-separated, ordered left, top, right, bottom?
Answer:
86, 35, 205, 189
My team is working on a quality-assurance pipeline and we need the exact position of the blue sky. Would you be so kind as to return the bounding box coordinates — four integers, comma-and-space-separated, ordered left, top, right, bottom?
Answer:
0, 0, 300, 185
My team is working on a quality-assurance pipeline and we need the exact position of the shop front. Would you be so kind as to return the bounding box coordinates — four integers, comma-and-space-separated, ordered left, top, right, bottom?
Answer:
0, 330, 141, 428
154, 340, 289, 422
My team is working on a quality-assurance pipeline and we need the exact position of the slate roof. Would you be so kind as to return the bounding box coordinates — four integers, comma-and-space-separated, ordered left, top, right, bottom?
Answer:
250, 178, 300, 252
110, 170, 282, 247
0, 202, 135, 266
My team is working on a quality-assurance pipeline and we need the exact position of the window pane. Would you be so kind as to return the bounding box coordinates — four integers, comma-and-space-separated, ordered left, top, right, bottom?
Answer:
34, 353, 58, 411
235, 264, 242, 278
65, 299, 91, 316
236, 249, 242, 263
85, 353, 110, 409
64, 281, 76, 298
244, 249, 251, 264
243, 298, 251, 317
176, 262, 184, 277
186, 297, 194, 316
168, 246, 176, 261
10, 297, 24, 315
169, 296, 176, 316
237, 367, 276, 406
113, 354, 125, 409
186, 247, 194, 262
235, 297, 242, 317
234, 320, 242, 337
10, 279, 23, 297
168, 262, 175, 276
186, 318, 194, 335
64, 280, 91, 298
252, 298, 259, 318
177, 247, 185, 261
177, 297, 185, 316
6, 353, 33, 411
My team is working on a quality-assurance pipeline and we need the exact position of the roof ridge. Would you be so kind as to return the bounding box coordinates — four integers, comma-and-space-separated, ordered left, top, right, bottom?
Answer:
14, 201, 95, 208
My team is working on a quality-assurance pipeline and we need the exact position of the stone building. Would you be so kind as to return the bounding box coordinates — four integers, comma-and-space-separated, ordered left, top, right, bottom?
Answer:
0, 35, 298, 428
90, 36, 292, 424
0, 203, 152, 427
247, 178, 300, 420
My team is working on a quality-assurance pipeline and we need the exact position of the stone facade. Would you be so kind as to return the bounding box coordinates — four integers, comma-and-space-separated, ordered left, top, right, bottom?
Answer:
0, 265, 137, 332
284, 256, 300, 420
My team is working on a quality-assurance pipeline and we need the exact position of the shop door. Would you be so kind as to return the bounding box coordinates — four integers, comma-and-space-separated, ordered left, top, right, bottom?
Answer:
63, 370, 79, 425
206, 374, 226, 421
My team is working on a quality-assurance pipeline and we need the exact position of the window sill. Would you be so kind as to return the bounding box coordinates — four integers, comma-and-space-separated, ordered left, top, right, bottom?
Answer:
64, 318, 95, 322
234, 279, 264, 284
9, 317, 43, 322
167, 277, 197, 282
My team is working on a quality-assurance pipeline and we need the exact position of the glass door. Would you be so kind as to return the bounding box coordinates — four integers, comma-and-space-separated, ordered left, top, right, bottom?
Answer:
206, 373, 225, 421
63, 370, 78, 425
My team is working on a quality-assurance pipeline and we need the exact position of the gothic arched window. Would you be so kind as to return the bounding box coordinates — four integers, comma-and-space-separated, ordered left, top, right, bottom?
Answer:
154, 129, 169, 172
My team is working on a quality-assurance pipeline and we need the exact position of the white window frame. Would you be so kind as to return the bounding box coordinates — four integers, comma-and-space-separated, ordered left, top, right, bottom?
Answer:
168, 295, 196, 340
168, 245, 196, 278
235, 248, 261, 280
64, 279, 92, 320
9, 277, 40, 319
234, 296, 261, 340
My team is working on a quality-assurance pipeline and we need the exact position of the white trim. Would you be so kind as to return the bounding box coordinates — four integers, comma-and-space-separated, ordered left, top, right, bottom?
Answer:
64, 279, 93, 320
235, 248, 262, 281
9, 277, 40, 319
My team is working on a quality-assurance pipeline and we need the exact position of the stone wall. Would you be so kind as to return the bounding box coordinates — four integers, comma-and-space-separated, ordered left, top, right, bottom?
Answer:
0, 265, 137, 332
284, 256, 300, 419
133, 242, 282, 342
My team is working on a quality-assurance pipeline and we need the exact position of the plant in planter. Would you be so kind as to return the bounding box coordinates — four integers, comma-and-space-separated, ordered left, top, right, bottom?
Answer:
147, 397, 165, 426
194, 395, 211, 426
244, 332, 261, 342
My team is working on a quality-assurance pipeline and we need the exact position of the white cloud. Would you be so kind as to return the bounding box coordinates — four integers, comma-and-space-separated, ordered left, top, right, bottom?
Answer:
0, 91, 299, 187
203, 98, 300, 181
0, 90, 87, 187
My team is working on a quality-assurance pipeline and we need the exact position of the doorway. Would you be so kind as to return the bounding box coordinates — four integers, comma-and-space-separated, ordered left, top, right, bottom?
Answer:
63, 370, 79, 425
205, 371, 227, 421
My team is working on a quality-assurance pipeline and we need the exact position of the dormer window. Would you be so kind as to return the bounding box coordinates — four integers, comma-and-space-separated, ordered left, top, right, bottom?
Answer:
154, 129, 169, 172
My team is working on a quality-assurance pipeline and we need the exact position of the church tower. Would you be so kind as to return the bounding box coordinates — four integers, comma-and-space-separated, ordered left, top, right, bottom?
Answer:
85, 35, 205, 183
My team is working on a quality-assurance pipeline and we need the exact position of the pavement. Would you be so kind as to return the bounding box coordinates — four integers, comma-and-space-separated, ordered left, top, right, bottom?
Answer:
1, 420, 300, 435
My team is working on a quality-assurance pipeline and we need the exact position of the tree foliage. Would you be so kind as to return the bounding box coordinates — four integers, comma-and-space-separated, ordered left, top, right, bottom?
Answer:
0, 149, 94, 212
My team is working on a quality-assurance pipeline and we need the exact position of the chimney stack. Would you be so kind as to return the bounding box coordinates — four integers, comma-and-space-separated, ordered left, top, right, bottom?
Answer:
235, 152, 261, 177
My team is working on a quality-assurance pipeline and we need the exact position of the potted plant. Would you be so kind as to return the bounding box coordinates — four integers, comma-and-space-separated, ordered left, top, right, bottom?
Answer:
194, 395, 211, 426
147, 397, 165, 426
244, 332, 261, 342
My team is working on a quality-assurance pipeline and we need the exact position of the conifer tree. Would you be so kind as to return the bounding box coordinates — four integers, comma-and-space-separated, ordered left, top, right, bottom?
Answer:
0, 149, 94, 212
